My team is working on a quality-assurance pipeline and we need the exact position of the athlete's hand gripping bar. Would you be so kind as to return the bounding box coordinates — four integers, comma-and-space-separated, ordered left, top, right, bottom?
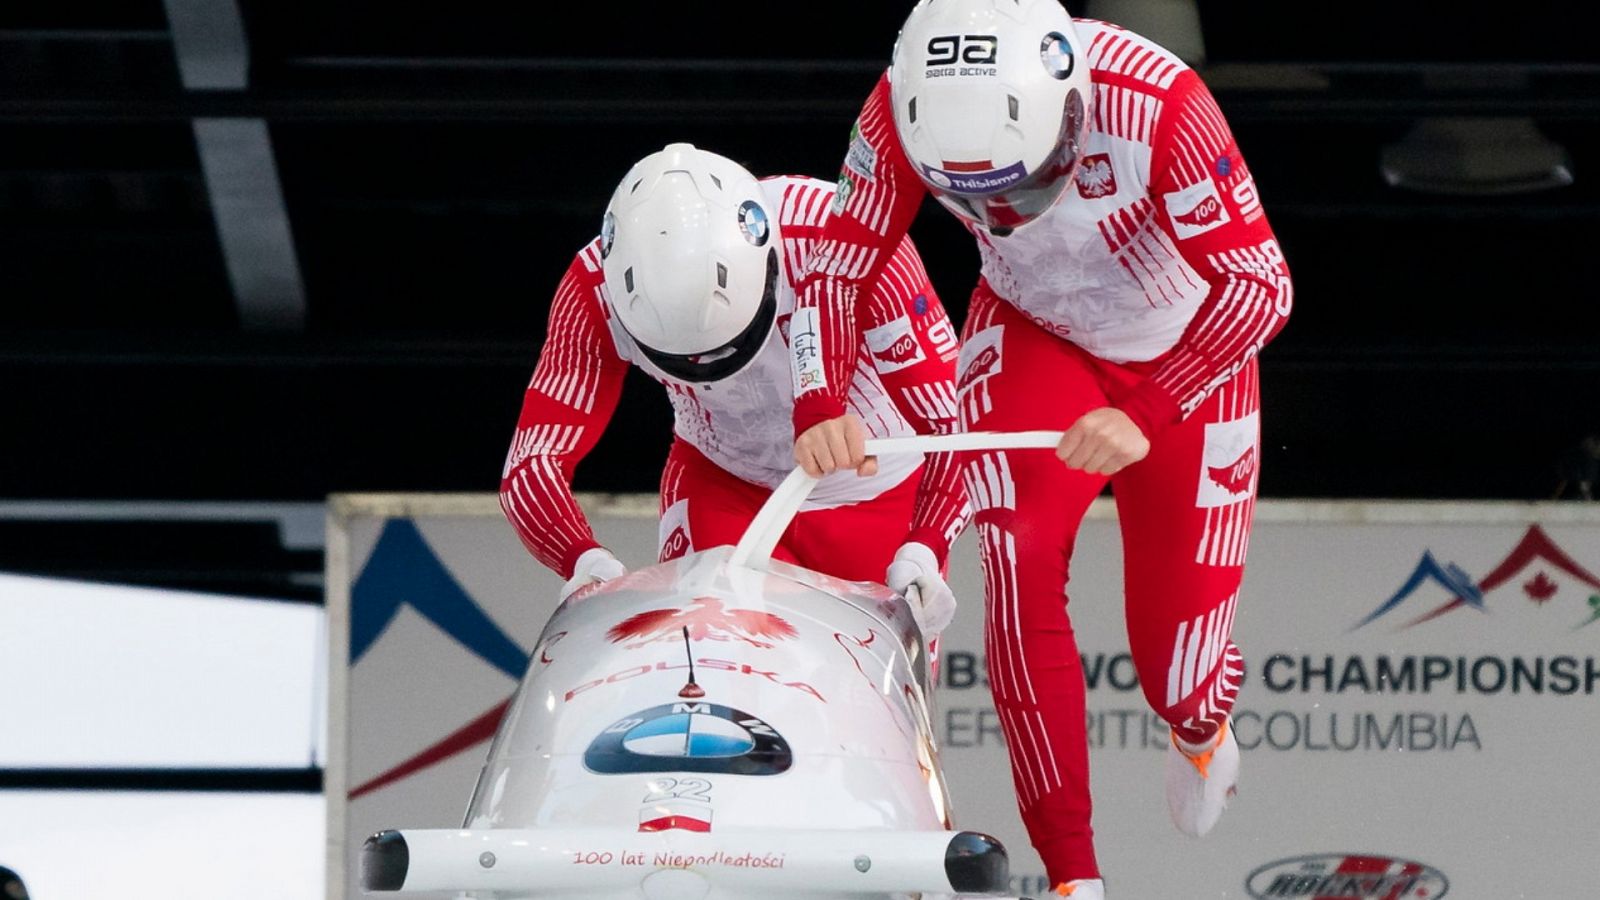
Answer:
730, 431, 1065, 571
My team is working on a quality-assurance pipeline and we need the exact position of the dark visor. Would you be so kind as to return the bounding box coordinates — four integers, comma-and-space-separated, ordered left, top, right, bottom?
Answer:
925, 88, 1088, 233
630, 247, 780, 384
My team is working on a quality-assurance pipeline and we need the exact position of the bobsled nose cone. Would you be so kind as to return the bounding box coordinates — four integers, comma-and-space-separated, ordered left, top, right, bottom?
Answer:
944, 831, 1009, 893
361, 830, 410, 892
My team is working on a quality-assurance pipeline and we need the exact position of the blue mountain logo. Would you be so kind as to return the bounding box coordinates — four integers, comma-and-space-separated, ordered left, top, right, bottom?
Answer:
348, 518, 527, 798
1355, 525, 1600, 631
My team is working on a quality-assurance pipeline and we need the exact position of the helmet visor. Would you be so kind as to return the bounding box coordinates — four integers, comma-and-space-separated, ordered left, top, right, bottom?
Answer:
921, 88, 1089, 233
631, 248, 779, 384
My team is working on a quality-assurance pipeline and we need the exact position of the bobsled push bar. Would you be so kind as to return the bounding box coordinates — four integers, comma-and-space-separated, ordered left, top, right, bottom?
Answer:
730, 430, 1065, 571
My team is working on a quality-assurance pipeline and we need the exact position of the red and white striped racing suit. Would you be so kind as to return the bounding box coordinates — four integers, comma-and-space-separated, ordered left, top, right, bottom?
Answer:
500, 175, 969, 585
791, 22, 1293, 884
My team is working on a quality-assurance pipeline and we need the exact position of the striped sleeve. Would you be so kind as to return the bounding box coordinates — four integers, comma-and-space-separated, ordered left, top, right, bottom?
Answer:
499, 250, 629, 578
1115, 69, 1293, 435
791, 71, 930, 435
858, 236, 970, 564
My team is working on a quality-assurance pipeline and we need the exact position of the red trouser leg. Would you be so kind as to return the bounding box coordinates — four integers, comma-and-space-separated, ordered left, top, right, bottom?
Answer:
957, 290, 1109, 884
657, 439, 918, 584
657, 440, 772, 562
784, 468, 919, 582
958, 287, 1261, 884
1111, 359, 1258, 746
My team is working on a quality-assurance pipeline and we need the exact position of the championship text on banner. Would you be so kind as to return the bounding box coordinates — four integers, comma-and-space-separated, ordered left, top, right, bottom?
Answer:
327, 496, 1600, 899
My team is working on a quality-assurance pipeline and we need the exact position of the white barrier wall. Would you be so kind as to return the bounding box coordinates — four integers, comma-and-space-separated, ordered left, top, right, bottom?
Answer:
328, 495, 1600, 899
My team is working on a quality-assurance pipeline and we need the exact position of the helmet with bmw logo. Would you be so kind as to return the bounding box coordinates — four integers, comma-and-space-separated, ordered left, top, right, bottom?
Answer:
888, 0, 1093, 235
600, 143, 780, 383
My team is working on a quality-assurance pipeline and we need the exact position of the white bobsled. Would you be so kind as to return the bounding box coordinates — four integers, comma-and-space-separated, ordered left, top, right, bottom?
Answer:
360, 433, 1063, 899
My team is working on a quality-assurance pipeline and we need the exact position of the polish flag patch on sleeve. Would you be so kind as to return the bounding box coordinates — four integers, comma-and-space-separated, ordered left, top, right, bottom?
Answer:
1163, 178, 1231, 240
864, 315, 926, 373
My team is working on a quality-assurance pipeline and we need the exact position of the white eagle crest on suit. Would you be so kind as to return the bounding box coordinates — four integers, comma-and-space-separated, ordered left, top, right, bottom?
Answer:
1075, 155, 1116, 198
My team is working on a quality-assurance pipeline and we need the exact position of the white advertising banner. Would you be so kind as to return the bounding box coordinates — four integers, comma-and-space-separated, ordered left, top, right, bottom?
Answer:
329, 496, 1600, 899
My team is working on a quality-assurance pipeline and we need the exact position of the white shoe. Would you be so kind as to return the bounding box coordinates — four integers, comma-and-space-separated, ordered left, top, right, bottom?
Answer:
1165, 719, 1239, 837
1049, 878, 1105, 898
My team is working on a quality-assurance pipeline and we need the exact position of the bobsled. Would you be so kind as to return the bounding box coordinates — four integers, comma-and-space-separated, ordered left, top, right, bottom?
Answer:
360, 433, 1062, 899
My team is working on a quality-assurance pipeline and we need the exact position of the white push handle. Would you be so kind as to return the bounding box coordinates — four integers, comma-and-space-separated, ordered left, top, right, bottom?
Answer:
728, 430, 1064, 571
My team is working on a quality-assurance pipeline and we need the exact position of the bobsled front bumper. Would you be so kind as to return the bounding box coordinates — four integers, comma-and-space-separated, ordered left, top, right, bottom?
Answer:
362, 827, 1007, 896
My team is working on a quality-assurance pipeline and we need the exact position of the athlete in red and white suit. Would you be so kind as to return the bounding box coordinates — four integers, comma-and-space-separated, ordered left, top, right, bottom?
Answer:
500, 174, 968, 595
790, 19, 1293, 887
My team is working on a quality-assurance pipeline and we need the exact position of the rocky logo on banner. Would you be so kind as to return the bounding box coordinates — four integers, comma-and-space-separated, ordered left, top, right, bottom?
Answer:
1245, 853, 1448, 899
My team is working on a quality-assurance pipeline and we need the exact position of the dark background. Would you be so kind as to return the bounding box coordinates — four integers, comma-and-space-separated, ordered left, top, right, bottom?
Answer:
3, 0, 1598, 513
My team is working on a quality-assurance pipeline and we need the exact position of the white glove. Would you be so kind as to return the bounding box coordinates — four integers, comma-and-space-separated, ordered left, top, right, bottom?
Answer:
559, 547, 627, 602
885, 541, 957, 638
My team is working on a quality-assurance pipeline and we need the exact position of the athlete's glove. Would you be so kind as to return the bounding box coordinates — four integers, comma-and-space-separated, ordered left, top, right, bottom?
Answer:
559, 547, 627, 602
886, 541, 957, 639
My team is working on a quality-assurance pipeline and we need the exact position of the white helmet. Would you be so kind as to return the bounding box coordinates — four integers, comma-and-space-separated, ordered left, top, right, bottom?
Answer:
889, 0, 1093, 235
600, 143, 780, 383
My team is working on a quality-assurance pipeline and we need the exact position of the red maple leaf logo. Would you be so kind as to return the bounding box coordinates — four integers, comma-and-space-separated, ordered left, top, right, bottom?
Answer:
1206, 446, 1256, 495
606, 597, 798, 649
1524, 571, 1558, 603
